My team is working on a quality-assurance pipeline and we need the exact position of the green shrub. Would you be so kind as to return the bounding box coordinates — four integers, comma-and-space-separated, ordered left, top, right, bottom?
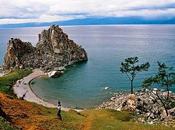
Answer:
0, 117, 18, 130
0, 69, 32, 95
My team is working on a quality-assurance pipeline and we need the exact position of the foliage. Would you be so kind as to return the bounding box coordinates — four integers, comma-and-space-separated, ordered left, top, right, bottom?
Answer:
156, 62, 175, 98
0, 117, 18, 130
0, 69, 32, 95
120, 57, 150, 94
143, 62, 175, 91
142, 62, 175, 116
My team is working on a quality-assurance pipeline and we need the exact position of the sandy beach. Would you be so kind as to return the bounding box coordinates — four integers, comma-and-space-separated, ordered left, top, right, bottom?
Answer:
0, 73, 4, 77
13, 69, 70, 111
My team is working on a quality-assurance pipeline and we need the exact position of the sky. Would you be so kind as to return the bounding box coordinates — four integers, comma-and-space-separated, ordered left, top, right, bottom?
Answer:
0, 0, 175, 26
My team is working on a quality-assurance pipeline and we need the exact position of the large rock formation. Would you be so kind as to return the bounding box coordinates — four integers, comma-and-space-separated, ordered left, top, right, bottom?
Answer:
3, 38, 35, 70
3, 25, 88, 72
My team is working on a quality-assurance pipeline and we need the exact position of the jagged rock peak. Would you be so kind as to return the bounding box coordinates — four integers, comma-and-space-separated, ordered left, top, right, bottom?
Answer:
3, 38, 35, 70
3, 25, 88, 71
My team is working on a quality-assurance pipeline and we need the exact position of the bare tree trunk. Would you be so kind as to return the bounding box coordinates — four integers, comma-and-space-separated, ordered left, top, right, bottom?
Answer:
154, 92, 169, 116
131, 80, 134, 94
166, 85, 169, 100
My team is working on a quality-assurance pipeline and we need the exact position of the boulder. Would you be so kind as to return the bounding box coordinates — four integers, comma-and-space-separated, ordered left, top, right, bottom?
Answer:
48, 70, 63, 78
122, 94, 136, 111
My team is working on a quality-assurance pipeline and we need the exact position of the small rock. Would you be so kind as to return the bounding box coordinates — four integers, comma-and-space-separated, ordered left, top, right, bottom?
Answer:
48, 71, 62, 78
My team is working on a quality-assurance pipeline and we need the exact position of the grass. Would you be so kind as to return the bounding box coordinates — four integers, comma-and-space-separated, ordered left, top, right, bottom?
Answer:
0, 69, 32, 129
1, 105, 174, 130
80, 109, 174, 130
13, 103, 173, 130
35, 108, 175, 130
0, 69, 32, 95
36, 109, 85, 130
0, 117, 18, 130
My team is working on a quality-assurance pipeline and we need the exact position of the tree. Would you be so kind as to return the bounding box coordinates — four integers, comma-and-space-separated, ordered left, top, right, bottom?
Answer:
143, 62, 175, 98
142, 62, 175, 116
157, 62, 175, 99
120, 57, 150, 94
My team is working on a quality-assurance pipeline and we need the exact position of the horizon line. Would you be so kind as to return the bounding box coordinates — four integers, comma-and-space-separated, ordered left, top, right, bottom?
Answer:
0, 23, 175, 29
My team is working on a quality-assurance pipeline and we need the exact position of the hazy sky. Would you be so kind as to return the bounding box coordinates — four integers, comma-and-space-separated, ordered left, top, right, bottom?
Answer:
0, 0, 175, 24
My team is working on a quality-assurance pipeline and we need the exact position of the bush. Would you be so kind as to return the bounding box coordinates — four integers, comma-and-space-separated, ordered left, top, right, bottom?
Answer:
0, 69, 32, 95
0, 117, 18, 130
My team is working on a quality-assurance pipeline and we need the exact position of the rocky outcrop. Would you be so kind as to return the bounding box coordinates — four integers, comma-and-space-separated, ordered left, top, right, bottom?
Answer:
3, 25, 88, 72
98, 90, 175, 124
3, 38, 35, 70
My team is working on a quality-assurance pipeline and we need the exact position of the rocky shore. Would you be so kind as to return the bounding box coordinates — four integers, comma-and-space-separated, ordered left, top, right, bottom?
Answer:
98, 89, 175, 125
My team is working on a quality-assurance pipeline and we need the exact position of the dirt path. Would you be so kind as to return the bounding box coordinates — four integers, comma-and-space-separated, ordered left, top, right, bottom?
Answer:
83, 112, 96, 130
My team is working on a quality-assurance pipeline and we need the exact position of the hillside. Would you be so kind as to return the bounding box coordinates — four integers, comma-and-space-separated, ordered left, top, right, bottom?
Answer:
0, 69, 175, 130
1, 92, 175, 130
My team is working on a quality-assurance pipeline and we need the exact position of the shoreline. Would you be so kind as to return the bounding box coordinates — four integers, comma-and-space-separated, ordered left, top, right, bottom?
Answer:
0, 73, 4, 77
0, 65, 4, 77
13, 69, 72, 111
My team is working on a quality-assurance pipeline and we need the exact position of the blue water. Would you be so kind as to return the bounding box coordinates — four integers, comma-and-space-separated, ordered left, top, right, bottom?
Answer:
1, 25, 175, 108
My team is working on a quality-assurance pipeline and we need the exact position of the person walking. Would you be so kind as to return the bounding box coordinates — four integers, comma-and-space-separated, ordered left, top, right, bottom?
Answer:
57, 101, 62, 120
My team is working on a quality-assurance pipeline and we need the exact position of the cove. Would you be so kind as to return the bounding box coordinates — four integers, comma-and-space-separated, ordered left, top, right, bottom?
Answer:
30, 25, 175, 108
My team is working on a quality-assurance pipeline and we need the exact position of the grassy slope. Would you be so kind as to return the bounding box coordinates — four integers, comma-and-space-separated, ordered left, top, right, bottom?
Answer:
0, 69, 32, 95
0, 69, 174, 130
82, 110, 174, 130
0, 69, 32, 130
0, 117, 18, 130
0, 92, 174, 130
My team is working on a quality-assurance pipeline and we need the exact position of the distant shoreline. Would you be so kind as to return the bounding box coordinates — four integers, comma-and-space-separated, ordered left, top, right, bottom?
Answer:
0, 24, 174, 29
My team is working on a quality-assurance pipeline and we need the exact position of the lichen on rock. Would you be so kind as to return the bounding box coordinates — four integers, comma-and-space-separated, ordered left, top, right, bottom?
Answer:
3, 25, 88, 72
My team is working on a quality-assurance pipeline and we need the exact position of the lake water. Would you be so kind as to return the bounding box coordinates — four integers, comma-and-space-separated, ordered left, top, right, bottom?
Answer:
1, 25, 175, 108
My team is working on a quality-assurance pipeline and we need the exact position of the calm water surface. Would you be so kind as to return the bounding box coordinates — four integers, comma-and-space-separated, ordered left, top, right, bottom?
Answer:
1, 25, 175, 108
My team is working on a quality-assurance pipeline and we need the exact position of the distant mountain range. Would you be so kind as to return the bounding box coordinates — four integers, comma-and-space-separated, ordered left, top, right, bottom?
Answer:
0, 16, 175, 28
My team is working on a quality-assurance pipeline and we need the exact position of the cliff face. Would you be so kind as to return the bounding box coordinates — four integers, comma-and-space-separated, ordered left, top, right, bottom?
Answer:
3, 25, 87, 71
3, 39, 35, 70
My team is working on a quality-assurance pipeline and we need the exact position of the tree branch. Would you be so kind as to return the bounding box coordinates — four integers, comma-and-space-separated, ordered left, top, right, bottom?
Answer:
125, 72, 131, 81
